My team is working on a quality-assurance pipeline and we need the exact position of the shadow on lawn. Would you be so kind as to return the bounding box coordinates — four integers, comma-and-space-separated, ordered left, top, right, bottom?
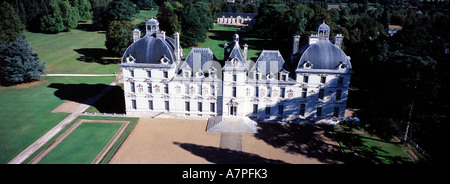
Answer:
255, 123, 346, 164
74, 48, 121, 65
333, 128, 413, 164
173, 142, 286, 164
48, 83, 125, 114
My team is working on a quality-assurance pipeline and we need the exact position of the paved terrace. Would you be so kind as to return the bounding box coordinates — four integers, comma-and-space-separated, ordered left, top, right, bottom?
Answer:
109, 118, 345, 164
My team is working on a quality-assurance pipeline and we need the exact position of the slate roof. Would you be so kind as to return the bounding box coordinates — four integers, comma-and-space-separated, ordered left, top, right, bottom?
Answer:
249, 50, 289, 78
179, 48, 217, 72
122, 34, 176, 66
296, 40, 352, 70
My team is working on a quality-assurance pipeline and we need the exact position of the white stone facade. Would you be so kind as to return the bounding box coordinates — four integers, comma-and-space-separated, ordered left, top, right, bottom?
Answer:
121, 19, 352, 124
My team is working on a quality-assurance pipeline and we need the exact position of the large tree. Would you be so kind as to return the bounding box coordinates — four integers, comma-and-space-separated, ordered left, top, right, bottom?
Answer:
179, 3, 204, 47
39, 0, 79, 33
105, 20, 133, 56
0, 1, 25, 45
0, 37, 46, 86
157, 1, 183, 37
102, 0, 138, 27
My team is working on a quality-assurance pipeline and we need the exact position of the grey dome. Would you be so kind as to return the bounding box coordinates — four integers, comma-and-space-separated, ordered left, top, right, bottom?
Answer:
146, 18, 159, 26
297, 40, 351, 70
122, 34, 176, 64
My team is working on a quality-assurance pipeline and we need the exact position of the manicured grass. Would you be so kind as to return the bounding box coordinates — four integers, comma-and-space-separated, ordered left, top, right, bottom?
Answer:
38, 122, 123, 164
333, 126, 413, 164
183, 25, 269, 63
0, 76, 115, 163
24, 24, 120, 74
132, 9, 159, 26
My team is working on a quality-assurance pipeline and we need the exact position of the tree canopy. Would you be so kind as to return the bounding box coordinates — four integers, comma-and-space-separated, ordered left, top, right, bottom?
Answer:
0, 37, 46, 86
0, 1, 25, 45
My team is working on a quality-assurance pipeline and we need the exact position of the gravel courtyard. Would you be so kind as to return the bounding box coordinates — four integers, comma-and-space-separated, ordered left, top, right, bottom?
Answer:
109, 118, 345, 164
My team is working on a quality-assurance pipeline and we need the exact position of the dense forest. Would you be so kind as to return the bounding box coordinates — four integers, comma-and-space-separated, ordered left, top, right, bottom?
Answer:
1, 0, 449, 163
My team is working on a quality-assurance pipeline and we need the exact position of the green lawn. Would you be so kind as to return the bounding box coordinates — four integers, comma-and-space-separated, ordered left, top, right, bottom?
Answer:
333, 126, 413, 164
183, 25, 267, 62
24, 24, 120, 74
0, 76, 115, 163
132, 9, 159, 26
38, 122, 122, 164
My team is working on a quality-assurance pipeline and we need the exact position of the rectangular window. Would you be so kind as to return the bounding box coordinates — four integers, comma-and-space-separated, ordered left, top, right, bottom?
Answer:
148, 83, 152, 93
302, 88, 307, 98
267, 87, 271, 97
281, 75, 286, 81
185, 84, 189, 94
303, 75, 309, 83
316, 107, 322, 117
198, 85, 202, 95
318, 89, 324, 100
163, 71, 168, 78
148, 100, 153, 110
278, 105, 284, 115
232, 87, 236, 97
321, 76, 326, 84
336, 89, 342, 101
185, 72, 190, 78
130, 70, 134, 77
299, 104, 305, 116
131, 99, 136, 109
210, 103, 215, 113
165, 100, 169, 111
265, 106, 271, 115
185, 101, 190, 112
333, 107, 339, 117
338, 77, 344, 86
253, 104, 258, 114
147, 70, 151, 78
280, 87, 285, 98
210, 85, 215, 96
233, 74, 237, 82
164, 83, 169, 94
255, 73, 260, 80
130, 82, 135, 93
255, 86, 259, 97
198, 102, 202, 112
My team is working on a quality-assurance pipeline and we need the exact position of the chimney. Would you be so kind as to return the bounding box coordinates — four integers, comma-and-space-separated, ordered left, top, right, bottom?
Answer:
156, 31, 166, 40
133, 29, 141, 42
292, 35, 300, 55
243, 43, 248, 62
334, 34, 343, 49
224, 43, 229, 58
173, 32, 180, 62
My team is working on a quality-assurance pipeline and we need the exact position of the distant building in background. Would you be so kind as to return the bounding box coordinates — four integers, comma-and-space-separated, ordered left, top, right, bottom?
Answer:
216, 13, 257, 26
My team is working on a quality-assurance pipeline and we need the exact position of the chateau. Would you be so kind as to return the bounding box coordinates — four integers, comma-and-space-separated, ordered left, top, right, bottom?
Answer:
121, 18, 352, 124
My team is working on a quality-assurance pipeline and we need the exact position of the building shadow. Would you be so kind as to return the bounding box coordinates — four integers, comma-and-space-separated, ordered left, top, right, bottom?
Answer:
74, 48, 121, 65
332, 129, 413, 164
173, 142, 287, 164
254, 123, 346, 164
48, 83, 125, 114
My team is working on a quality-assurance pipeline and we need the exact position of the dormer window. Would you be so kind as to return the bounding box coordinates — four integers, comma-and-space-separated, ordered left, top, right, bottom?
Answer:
255, 73, 260, 80
160, 55, 170, 65
337, 61, 348, 70
196, 69, 204, 78
267, 73, 275, 80
302, 61, 313, 69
